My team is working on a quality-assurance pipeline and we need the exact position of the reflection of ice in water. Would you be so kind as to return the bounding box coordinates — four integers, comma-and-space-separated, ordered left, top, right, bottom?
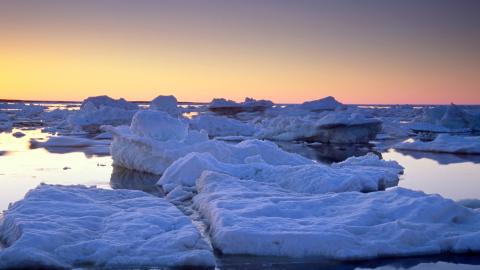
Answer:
110, 165, 163, 196
0, 128, 112, 211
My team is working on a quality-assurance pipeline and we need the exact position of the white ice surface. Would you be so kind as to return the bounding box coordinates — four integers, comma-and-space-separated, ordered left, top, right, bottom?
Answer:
299, 96, 344, 111
190, 114, 257, 137
0, 185, 215, 269
159, 152, 403, 201
395, 134, 480, 155
193, 171, 480, 259
108, 110, 311, 174
149, 95, 179, 116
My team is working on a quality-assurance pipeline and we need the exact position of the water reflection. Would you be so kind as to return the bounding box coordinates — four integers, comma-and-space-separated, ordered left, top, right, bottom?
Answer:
110, 166, 163, 196
277, 142, 376, 164
217, 253, 480, 270
394, 149, 480, 165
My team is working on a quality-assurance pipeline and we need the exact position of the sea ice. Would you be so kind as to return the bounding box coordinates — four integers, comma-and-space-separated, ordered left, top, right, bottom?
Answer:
0, 184, 215, 269
108, 110, 311, 174
256, 112, 381, 144
208, 97, 273, 115
67, 95, 138, 133
193, 171, 480, 259
158, 152, 403, 201
149, 95, 180, 116
190, 114, 257, 137
299, 96, 344, 112
395, 134, 480, 155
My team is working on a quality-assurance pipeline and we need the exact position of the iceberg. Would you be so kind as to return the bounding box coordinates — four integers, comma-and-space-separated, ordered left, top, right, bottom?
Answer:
0, 184, 215, 269
193, 171, 480, 259
395, 134, 480, 155
108, 110, 311, 174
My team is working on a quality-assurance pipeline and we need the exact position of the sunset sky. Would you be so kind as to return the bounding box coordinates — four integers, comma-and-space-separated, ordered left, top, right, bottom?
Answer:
1, 0, 479, 104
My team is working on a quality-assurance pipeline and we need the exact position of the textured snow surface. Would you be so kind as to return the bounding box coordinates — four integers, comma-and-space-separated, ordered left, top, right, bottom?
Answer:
149, 95, 179, 116
0, 185, 215, 269
395, 135, 480, 154
159, 152, 403, 201
300, 96, 343, 111
194, 171, 480, 259
109, 110, 311, 174
190, 114, 257, 137
256, 112, 381, 143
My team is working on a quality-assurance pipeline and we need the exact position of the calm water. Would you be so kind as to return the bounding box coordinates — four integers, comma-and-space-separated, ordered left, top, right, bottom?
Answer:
1, 119, 480, 269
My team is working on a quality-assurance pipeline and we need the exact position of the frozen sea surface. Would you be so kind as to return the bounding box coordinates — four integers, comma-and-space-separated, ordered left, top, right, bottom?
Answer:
0, 102, 479, 269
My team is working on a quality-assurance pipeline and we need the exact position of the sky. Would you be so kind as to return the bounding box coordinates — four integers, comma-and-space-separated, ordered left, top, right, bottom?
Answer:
1, 0, 479, 104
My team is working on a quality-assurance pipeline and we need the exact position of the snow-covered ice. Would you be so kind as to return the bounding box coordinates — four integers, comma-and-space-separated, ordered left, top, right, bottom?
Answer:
395, 134, 480, 155
190, 114, 257, 137
256, 112, 382, 144
67, 95, 138, 133
159, 152, 403, 201
0, 184, 215, 269
108, 110, 311, 174
299, 96, 344, 112
149, 95, 180, 116
193, 171, 480, 259
208, 97, 273, 114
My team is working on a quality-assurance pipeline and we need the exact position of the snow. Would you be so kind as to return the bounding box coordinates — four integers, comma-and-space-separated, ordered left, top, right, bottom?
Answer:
300, 96, 344, 111
80, 95, 138, 111
190, 114, 257, 137
158, 152, 403, 201
193, 171, 480, 259
395, 134, 480, 155
130, 110, 188, 141
410, 104, 479, 133
67, 95, 138, 133
108, 110, 311, 174
0, 184, 215, 269
256, 112, 382, 143
149, 95, 179, 116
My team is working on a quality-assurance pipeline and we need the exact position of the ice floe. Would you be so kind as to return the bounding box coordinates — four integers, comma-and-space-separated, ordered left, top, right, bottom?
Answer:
208, 97, 273, 115
193, 171, 480, 259
395, 134, 480, 155
67, 95, 138, 133
299, 96, 344, 112
158, 152, 403, 202
256, 112, 382, 144
108, 110, 311, 174
0, 184, 215, 269
149, 95, 180, 116
190, 114, 257, 137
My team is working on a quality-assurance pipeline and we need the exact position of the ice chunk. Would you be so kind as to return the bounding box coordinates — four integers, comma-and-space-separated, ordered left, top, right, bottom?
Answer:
158, 152, 403, 201
0, 185, 215, 269
108, 111, 311, 174
67, 95, 138, 133
81, 95, 138, 110
257, 112, 381, 144
193, 171, 480, 259
395, 134, 480, 155
190, 114, 257, 137
149, 95, 179, 116
130, 110, 188, 141
208, 97, 273, 114
300, 96, 344, 111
